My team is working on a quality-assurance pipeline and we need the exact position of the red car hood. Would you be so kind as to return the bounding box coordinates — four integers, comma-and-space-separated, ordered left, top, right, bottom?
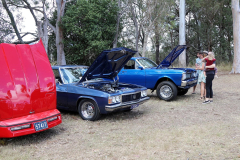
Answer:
0, 40, 56, 121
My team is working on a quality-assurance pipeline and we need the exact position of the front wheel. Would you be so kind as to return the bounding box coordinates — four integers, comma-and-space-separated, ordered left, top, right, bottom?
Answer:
78, 99, 100, 121
156, 81, 177, 101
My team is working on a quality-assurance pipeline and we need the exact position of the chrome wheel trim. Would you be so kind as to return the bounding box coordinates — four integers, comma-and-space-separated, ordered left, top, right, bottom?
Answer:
81, 102, 95, 119
160, 85, 173, 99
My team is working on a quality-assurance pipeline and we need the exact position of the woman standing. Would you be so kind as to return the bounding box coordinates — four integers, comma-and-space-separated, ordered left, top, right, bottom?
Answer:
202, 52, 216, 104
195, 52, 206, 100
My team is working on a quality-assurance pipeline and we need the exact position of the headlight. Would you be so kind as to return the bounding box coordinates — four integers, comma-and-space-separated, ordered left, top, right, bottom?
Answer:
112, 96, 116, 103
182, 73, 186, 81
116, 95, 121, 102
141, 90, 147, 97
108, 95, 122, 104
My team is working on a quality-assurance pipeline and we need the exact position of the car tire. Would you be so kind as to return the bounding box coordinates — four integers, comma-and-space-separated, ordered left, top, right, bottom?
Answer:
177, 89, 189, 96
156, 81, 177, 101
78, 99, 100, 121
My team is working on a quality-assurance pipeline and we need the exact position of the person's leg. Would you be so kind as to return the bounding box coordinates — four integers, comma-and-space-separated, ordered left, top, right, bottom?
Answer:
192, 84, 197, 94
200, 82, 204, 99
205, 75, 211, 102
208, 74, 214, 100
204, 83, 206, 98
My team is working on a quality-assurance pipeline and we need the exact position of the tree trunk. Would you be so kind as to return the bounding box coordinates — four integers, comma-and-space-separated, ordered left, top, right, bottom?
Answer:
113, 0, 121, 48
179, 0, 186, 67
56, 0, 66, 65
142, 31, 149, 57
130, 2, 140, 56
2, 0, 23, 43
23, 0, 49, 55
231, 0, 240, 73
155, 32, 160, 64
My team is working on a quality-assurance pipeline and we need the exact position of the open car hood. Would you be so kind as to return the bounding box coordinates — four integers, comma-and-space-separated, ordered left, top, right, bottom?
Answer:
158, 45, 187, 68
79, 47, 137, 83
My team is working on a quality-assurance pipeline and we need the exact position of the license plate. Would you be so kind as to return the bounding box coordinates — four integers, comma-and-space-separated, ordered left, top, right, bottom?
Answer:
130, 104, 139, 109
34, 120, 48, 131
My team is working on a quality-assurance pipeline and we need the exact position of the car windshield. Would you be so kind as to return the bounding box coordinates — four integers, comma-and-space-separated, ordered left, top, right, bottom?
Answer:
60, 67, 88, 84
137, 58, 158, 68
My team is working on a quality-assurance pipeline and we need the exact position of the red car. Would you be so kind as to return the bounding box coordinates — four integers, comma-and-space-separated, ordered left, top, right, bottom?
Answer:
0, 40, 62, 138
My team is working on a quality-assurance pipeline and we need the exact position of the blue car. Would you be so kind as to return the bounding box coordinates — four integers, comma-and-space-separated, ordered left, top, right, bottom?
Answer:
118, 45, 198, 101
52, 48, 149, 121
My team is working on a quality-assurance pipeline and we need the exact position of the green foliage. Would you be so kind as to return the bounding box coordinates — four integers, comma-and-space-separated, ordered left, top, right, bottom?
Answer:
154, 0, 233, 66
60, 0, 118, 65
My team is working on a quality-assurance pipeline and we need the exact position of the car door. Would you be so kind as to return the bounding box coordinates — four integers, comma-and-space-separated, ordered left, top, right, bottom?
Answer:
53, 69, 68, 108
118, 60, 146, 87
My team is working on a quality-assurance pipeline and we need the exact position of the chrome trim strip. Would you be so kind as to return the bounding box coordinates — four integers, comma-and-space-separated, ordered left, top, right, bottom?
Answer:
105, 97, 150, 112
121, 91, 141, 96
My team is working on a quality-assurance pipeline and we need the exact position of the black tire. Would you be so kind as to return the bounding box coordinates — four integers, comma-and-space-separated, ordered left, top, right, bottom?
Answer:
156, 81, 177, 101
78, 99, 100, 121
177, 89, 189, 96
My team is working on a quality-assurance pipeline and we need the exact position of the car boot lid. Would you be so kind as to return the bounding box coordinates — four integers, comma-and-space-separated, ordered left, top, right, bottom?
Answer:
79, 47, 137, 83
158, 45, 187, 68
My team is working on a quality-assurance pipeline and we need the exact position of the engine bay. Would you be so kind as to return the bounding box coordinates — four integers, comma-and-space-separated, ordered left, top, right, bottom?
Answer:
82, 80, 139, 93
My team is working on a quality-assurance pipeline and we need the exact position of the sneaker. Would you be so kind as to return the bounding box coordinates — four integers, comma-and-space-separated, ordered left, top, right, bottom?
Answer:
210, 100, 213, 103
202, 100, 210, 104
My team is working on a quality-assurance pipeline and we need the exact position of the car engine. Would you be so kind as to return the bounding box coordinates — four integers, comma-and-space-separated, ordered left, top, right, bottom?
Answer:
82, 78, 139, 93
83, 81, 119, 93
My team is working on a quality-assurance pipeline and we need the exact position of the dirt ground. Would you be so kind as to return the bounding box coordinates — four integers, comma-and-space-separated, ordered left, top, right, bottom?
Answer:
1, 71, 240, 160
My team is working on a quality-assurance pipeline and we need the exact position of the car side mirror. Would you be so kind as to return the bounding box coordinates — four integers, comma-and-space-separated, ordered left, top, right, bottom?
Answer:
138, 66, 144, 70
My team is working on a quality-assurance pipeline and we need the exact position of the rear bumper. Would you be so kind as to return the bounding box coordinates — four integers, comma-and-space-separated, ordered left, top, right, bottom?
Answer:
105, 97, 150, 112
0, 109, 62, 138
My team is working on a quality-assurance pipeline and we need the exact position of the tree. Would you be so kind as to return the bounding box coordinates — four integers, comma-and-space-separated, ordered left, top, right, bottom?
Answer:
0, 1, 14, 43
231, 0, 240, 73
52, 0, 118, 65
55, 0, 66, 65
113, 0, 121, 48
0, 0, 66, 64
1, 0, 23, 43
179, 0, 186, 67
128, 0, 141, 56
22, 0, 66, 64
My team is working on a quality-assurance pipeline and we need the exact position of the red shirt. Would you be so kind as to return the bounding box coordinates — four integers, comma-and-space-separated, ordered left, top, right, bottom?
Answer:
205, 58, 216, 70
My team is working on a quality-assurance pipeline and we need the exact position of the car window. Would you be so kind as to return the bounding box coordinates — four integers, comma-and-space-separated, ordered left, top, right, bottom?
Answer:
137, 58, 158, 68
60, 68, 87, 84
124, 60, 135, 69
53, 69, 63, 83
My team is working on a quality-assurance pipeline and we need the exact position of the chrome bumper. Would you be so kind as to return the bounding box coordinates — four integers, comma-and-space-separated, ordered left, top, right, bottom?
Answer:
181, 79, 197, 87
105, 97, 150, 112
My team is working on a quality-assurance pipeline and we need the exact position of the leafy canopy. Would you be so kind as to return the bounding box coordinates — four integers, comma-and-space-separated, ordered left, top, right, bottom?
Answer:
61, 0, 119, 65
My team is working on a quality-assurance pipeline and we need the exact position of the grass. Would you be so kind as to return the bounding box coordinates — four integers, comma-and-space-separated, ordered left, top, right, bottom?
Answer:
217, 62, 232, 72
1, 71, 240, 160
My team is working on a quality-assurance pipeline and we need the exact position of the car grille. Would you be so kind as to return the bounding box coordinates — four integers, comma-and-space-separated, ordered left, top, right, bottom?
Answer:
122, 92, 141, 103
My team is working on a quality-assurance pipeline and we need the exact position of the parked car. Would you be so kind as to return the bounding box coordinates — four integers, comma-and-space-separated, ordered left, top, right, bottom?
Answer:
118, 45, 198, 101
52, 47, 149, 121
0, 40, 62, 138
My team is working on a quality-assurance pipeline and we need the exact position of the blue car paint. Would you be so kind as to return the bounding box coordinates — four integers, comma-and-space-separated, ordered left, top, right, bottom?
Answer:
119, 64, 188, 88
52, 47, 149, 119
54, 74, 148, 114
118, 46, 198, 100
